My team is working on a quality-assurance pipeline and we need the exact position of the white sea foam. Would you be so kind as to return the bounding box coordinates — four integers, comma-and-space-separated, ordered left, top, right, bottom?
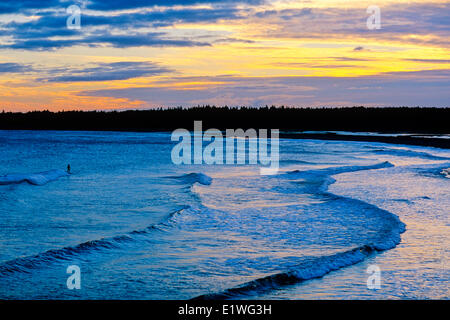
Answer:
0, 169, 69, 186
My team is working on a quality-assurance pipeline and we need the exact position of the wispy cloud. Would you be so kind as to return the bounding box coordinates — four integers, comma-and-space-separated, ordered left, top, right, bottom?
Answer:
0, 62, 33, 73
406, 59, 450, 64
248, 3, 450, 47
79, 69, 450, 108
0, 2, 250, 50
40, 61, 172, 82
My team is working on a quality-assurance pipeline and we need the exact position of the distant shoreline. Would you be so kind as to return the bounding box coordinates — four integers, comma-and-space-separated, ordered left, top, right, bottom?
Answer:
279, 132, 450, 149
0, 107, 449, 149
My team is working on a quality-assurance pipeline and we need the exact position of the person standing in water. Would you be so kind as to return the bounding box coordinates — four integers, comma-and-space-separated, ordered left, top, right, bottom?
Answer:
67, 164, 71, 174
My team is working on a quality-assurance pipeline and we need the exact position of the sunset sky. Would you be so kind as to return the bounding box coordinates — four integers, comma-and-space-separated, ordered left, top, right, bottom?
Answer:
0, 0, 449, 111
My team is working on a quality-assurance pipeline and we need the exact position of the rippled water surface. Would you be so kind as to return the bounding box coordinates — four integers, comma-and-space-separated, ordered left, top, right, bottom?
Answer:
0, 130, 448, 299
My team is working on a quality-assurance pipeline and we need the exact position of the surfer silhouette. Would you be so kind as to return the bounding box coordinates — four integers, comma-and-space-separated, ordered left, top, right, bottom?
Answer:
67, 164, 71, 174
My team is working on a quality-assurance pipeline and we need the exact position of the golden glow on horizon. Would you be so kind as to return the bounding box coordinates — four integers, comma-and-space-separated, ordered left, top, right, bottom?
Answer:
0, 0, 449, 110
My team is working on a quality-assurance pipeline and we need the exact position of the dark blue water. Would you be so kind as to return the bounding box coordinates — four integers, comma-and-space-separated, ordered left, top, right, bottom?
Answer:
0, 130, 448, 299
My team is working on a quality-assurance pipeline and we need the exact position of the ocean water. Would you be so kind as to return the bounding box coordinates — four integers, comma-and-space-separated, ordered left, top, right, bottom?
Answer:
0, 130, 448, 299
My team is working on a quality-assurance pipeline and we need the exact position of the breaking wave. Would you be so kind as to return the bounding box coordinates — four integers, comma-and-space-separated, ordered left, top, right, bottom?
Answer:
0, 169, 69, 186
284, 161, 394, 194
441, 168, 450, 179
0, 207, 188, 276
195, 245, 378, 300
371, 148, 449, 160
168, 172, 213, 186
194, 161, 405, 299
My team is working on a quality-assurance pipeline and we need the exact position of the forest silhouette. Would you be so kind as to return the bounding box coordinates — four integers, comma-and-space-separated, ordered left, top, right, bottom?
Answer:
0, 106, 448, 148
1, 106, 447, 131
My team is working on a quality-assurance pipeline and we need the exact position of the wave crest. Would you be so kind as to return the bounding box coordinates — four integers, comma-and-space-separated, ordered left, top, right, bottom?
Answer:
0, 169, 69, 186
169, 172, 213, 186
0, 207, 188, 276
194, 161, 405, 300
194, 245, 378, 300
441, 168, 450, 179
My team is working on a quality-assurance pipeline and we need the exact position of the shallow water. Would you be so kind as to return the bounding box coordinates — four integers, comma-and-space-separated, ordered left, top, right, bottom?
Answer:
0, 130, 448, 299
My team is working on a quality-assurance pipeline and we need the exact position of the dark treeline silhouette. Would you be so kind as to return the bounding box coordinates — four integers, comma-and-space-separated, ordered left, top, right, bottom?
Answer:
0, 106, 448, 133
